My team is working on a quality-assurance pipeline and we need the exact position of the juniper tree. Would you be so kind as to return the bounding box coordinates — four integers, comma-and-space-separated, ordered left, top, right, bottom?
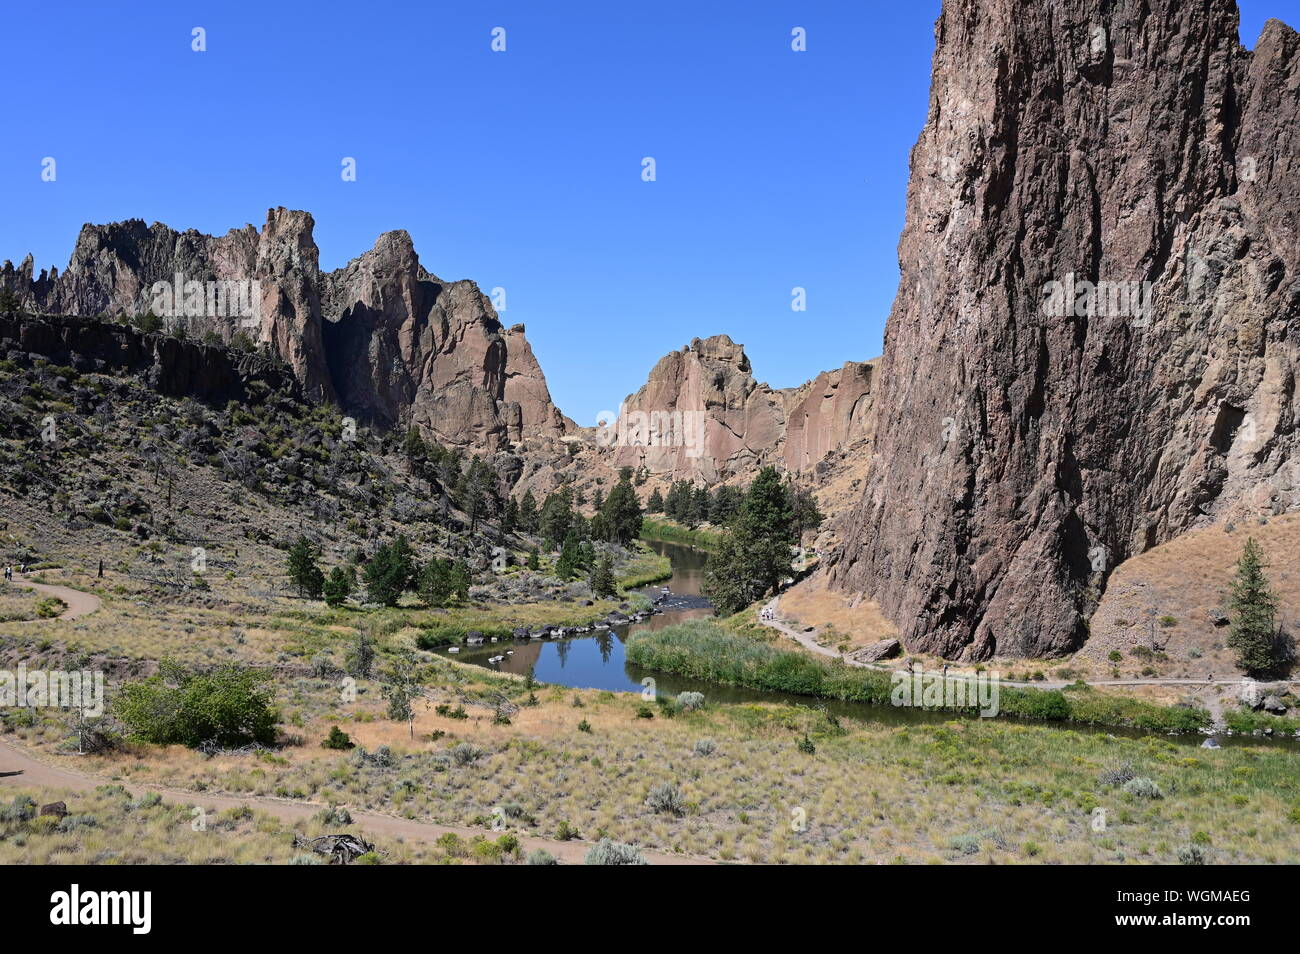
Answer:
1228, 537, 1281, 675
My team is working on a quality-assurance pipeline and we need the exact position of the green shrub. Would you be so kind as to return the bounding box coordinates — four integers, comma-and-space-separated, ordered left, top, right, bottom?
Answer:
676, 691, 707, 712
115, 661, 277, 748
1123, 777, 1164, 799
34, 597, 67, 619
322, 726, 354, 750
644, 782, 685, 816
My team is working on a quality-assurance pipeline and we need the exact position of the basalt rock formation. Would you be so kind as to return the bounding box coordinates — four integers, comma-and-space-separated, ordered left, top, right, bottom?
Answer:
607, 334, 877, 483
0, 312, 296, 405
829, 1, 1300, 660
1, 209, 573, 451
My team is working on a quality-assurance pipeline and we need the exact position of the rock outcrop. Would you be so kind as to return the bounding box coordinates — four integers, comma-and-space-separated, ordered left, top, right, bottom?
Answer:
829, 1, 1300, 659
607, 335, 877, 483
780, 361, 878, 474
0, 313, 295, 405
1, 210, 572, 450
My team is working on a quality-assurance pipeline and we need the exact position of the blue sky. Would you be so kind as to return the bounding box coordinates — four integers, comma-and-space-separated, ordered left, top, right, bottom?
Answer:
1, 1, 1293, 427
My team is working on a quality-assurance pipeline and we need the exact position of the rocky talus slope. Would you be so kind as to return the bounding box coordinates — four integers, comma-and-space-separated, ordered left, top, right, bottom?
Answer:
830, 1, 1300, 660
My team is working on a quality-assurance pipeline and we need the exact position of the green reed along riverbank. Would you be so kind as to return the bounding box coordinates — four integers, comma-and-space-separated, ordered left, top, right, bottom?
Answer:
625, 621, 1300, 737
639, 519, 722, 552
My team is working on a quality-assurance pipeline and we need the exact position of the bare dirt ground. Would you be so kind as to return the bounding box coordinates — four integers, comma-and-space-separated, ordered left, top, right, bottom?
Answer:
9, 574, 102, 621
771, 572, 897, 652
1079, 513, 1300, 679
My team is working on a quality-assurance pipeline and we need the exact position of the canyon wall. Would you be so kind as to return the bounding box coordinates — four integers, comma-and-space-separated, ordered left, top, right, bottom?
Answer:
829, 1, 1300, 659
0, 209, 573, 451
606, 335, 877, 484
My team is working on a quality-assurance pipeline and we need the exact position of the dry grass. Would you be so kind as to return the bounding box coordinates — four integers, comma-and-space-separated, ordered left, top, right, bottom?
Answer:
0, 581, 39, 622
776, 571, 897, 651
0, 783, 459, 864
12, 667, 1298, 865
1076, 513, 1300, 678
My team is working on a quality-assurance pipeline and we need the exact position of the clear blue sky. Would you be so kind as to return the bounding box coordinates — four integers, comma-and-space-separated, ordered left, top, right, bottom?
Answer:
1, 1, 1293, 427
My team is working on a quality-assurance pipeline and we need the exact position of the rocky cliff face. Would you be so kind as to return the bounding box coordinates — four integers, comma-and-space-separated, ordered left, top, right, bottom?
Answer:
829, 2, 1300, 659
1, 210, 572, 451
0, 313, 296, 405
606, 335, 877, 484
781, 361, 878, 474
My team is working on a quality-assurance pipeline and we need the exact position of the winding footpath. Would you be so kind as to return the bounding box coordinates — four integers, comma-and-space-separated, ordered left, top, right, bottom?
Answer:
0, 738, 713, 865
9, 573, 102, 621
759, 597, 1299, 692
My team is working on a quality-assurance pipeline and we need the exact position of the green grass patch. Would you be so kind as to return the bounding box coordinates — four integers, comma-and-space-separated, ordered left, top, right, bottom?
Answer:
626, 621, 1215, 733
639, 518, 721, 551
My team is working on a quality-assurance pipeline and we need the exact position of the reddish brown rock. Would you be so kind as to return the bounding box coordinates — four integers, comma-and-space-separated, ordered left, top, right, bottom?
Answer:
1, 209, 571, 451
781, 361, 878, 473
607, 335, 876, 484
829, 2, 1300, 660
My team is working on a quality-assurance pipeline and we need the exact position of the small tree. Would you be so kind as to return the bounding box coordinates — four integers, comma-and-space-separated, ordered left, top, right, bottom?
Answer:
287, 536, 324, 598
419, 558, 453, 607
555, 532, 582, 580
364, 536, 416, 606
115, 661, 277, 748
346, 628, 375, 678
590, 553, 617, 598
323, 566, 353, 607
323, 725, 354, 750
1227, 537, 1282, 675
381, 651, 426, 739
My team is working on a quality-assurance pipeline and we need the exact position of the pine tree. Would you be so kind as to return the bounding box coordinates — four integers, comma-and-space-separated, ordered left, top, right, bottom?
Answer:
402, 426, 427, 467
600, 472, 643, 544
701, 467, 797, 614
418, 558, 454, 607
364, 536, 417, 607
1228, 537, 1281, 675
323, 566, 353, 607
503, 495, 519, 534
590, 553, 617, 597
287, 536, 322, 598
555, 532, 582, 580
647, 488, 665, 513
519, 490, 539, 533
539, 488, 574, 549
449, 559, 472, 601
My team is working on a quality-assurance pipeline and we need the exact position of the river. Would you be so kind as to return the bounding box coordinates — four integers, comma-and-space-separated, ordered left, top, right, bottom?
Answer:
450, 539, 1288, 746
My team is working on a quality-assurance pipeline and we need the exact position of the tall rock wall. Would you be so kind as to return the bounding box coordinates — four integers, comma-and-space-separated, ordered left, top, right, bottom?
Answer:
0, 209, 573, 451
607, 335, 877, 484
829, 1, 1300, 659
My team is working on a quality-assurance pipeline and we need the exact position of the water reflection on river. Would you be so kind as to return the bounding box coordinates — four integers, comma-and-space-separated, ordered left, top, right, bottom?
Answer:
448, 540, 1290, 745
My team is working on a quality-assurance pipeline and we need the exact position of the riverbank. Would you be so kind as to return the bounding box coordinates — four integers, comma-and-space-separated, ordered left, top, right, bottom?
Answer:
640, 518, 722, 552
624, 620, 1300, 737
